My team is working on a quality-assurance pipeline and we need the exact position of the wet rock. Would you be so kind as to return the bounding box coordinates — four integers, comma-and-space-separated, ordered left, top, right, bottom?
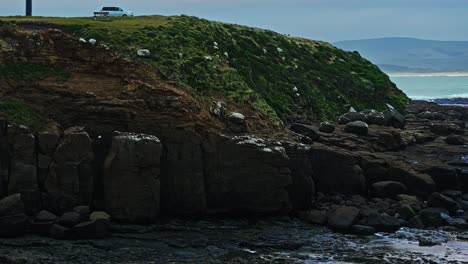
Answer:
396, 204, 417, 221
441, 190, 462, 199
419, 207, 449, 227
298, 210, 327, 225
103, 132, 162, 223
428, 192, 460, 213
289, 123, 320, 140
227, 112, 247, 133
371, 181, 407, 198
365, 212, 400, 232
327, 206, 359, 232
441, 214, 468, 229
57, 212, 82, 228
350, 225, 375, 236
387, 167, 435, 197
49, 224, 69, 240
344, 121, 369, 135
319, 122, 335, 133
35, 210, 57, 222
0, 213, 29, 237
445, 135, 465, 145
384, 104, 406, 129
71, 219, 110, 239
0, 194, 24, 216
418, 235, 450, 247
406, 216, 425, 229
425, 166, 459, 191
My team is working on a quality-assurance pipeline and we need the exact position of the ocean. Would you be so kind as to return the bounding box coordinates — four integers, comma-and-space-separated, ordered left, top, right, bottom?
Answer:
388, 73, 468, 105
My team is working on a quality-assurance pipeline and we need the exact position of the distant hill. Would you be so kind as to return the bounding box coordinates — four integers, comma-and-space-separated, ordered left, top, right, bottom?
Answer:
334, 37, 468, 73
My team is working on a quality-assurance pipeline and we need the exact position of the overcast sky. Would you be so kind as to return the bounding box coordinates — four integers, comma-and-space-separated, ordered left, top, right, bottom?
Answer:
1, 0, 467, 42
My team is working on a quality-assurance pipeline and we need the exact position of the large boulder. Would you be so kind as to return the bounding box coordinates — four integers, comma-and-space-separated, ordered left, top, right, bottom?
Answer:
289, 123, 320, 140
427, 192, 460, 213
345, 121, 369, 135
371, 181, 407, 198
419, 207, 449, 227
364, 212, 400, 232
424, 166, 459, 191
319, 122, 335, 133
103, 132, 162, 223
204, 134, 292, 214
445, 135, 465, 145
327, 206, 360, 232
0, 194, 24, 216
363, 109, 387, 126
384, 104, 406, 129
227, 112, 247, 133
298, 210, 328, 225
430, 122, 464, 136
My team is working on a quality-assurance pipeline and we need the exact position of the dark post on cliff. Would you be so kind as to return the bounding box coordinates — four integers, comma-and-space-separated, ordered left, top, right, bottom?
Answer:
26, 0, 32, 16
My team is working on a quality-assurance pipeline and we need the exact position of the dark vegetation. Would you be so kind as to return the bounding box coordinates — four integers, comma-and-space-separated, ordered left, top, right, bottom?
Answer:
1, 16, 409, 123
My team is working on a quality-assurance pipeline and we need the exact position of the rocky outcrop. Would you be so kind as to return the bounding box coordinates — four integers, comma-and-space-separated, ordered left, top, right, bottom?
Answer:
103, 132, 162, 222
309, 144, 365, 195
204, 134, 292, 214
44, 126, 94, 213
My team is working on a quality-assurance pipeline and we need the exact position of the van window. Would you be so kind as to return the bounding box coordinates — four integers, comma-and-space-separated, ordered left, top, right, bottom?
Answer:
102, 7, 111, 11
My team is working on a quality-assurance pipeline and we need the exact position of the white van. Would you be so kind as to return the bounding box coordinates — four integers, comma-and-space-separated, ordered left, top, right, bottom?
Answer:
94, 7, 134, 17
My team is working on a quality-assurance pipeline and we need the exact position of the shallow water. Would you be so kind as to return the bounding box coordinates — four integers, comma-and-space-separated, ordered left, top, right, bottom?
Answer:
0, 217, 467, 263
389, 74, 468, 100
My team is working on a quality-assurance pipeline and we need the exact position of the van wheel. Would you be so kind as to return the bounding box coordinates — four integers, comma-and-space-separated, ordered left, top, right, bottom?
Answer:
122, 14, 128, 17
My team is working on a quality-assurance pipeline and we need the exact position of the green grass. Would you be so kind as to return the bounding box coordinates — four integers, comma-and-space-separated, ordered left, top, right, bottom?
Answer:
0, 16, 410, 122
0, 98, 44, 130
0, 61, 70, 81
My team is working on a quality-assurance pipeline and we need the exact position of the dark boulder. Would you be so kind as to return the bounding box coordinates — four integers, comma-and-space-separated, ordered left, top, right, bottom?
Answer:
350, 225, 375, 236
71, 219, 110, 239
430, 122, 464, 136
345, 121, 369, 135
427, 192, 460, 213
365, 212, 400, 232
298, 210, 328, 225
419, 207, 449, 227
371, 181, 407, 198
0, 213, 29, 237
0, 194, 25, 216
384, 104, 406, 129
445, 135, 465, 145
396, 204, 416, 221
406, 216, 425, 229
57, 211, 82, 228
289, 123, 320, 140
49, 224, 70, 240
425, 166, 459, 191
35, 210, 57, 222
327, 206, 360, 232
227, 112, 247, 133
319, 122, 335, 133
338, 112, 366, 125
363, 109, 387, 126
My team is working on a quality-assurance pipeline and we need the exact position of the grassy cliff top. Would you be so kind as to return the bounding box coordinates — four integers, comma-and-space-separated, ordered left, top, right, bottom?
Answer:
0, 15, 409, 123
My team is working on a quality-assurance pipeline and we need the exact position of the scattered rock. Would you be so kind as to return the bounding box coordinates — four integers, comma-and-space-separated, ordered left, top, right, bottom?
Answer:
0, 194, 25, 216
365, 212, 400, 232
298, 210, 327, 225
345, 121, 369, 135
371, 181, 407, 198
384, 104, 406, 129
137, 49, 151, 57
49, 224, 69, 240
445, 135, 465, 145
227, 112, 247, 133
419, 208, 449, 227
35, 210, 57, 222
290, 123, 320, 140
319, 122, 335, 133
57, 212, 82, 228
406, 216, 425, 229
396, 204, 416, 221
327, 206, 360, 232
427, 192, 460, 213
350, 225, 375, 236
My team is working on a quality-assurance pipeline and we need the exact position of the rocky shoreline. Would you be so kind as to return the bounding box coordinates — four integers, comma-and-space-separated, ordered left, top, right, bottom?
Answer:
0, 101, 467, 243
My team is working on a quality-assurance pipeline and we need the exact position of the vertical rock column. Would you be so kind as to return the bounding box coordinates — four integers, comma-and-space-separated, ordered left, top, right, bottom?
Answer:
45, 127, 94, 213
103, 132, 162, 223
